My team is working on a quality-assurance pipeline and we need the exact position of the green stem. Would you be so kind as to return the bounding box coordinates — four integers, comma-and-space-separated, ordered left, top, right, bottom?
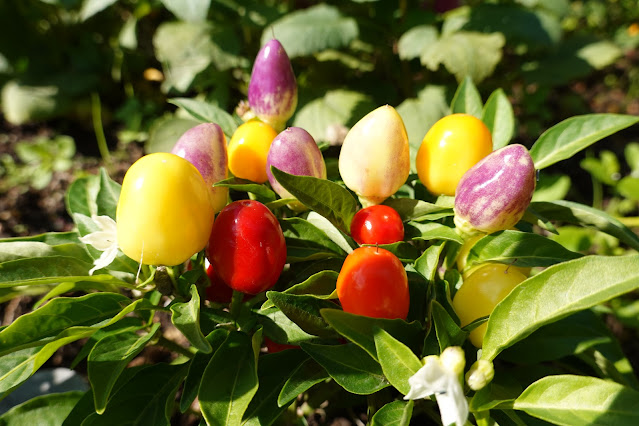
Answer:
91, 92, 111, 164
156, 335, 194, 359
229, 290, 245, 325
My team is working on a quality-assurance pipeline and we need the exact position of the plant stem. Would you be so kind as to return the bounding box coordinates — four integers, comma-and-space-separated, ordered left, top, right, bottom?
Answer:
156, 335, 194, 359
91, 92, 111, 164
229, 290, 245, 325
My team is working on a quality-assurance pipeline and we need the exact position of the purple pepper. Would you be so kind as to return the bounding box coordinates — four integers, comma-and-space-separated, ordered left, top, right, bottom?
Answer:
248, 39, 298, 132
266, 127, 326, 209
454, 144, 536, 236
171, 123, 229, 214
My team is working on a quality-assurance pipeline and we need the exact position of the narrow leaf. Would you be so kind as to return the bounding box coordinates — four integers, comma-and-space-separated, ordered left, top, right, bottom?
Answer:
96, 168, 121, 219
370, 400, 414, 426
0, 391, 84, 426
465, 230, 582, 270
278, 358, 329, 407
529, 114, 639, 169
170, 284, 211, 354
271, 167, 358, 234
482, 88, 515, 149
300, 342, 389, 395
530, 200, 639, 252
88, 323, 161, 413
267, 292, 338, 338
373, 328, 422, 395
450, 76, 483, 118
199, 331, 258, 426
321, 308, 424, 360
514, 375, 639, 425
432, 300, 467, 351
482, 254, 639, 361
82, 363, 186, 426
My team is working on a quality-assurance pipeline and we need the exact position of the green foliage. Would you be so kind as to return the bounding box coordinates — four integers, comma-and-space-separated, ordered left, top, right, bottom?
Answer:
3, 3, 639, 425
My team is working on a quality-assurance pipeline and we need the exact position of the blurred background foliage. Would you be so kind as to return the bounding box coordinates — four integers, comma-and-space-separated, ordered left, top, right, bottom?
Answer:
2, 0, 639, 236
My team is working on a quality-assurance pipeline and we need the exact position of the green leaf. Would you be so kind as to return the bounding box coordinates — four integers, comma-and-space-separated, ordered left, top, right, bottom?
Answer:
0, 256, 134, 289
470, 374, 521, 412
213, 177, 276, 202
242, 349, 309, 425
65, 174, 98, 218
262, 4, 358, 58
529, 114, 639, 170
450, 76, 483, 118
257, 308, 316, 346
465, 230, 582, 270
0, 346, 45, 395
482, 254, 639, 361
199, 331, 258, 426
300, 342, 389, 395
0, 391, 83, 426
292, 90, 375, 143
373, 328, 422, 395
398, 25, 438, 60
0, 242, 92, 264
262, 270, 338, 311
180, 329, 229, 413
406, 221, 463, 244
431, 300, 467, 351
532, 173, 572, 202
421, 32, 505, 84
482, 88, 515, 149
499, 310, 615, 364
271, 167, 358, 234
160, 0, 211, 22
82, 363, 187, 426
170, 284, 211, 354
146, 115, 201, 153
0, 293, 130, 356
88, 323, 161, 414
169, 98, 238, 138
414, 242, 445, 282
0, 232, 80, 245
370, 400, 414, 426
617, 177, 639, 201
320, 309, 423, 360
530, 200, 639, 251
266, 292, 338, 338
306, 211, 355, 255
96, 168, 120, 220
373, 241, 421, 263
281, 217, 346, 263
154, 21, 244, 92
514, 375, 639, 425
384, 198, 452, 222
277, 358, 329, 407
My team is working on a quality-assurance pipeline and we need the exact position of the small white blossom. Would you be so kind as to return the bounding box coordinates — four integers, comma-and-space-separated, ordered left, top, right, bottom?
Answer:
404, 347, 469, 426
79, 215, 118, 275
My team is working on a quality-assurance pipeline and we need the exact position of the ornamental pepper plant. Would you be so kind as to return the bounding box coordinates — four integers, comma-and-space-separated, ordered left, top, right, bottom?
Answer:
2, 38, 639, 426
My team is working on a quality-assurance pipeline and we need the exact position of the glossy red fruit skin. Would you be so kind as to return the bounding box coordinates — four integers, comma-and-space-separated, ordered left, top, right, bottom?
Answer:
264, 337, 299, 353
350, 205, 404, 245
204, 264, 235, 304
336, 247, 410, 320
207, 200, 287, 295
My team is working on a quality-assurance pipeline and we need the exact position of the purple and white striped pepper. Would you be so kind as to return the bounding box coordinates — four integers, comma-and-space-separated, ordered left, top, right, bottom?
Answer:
454, 144, 536, 236
171, 123, 229, 214
266, 127, 327, 210
248, 39, 298, 132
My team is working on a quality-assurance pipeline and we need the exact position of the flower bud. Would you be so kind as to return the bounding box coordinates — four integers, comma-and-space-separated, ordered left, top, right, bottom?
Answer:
454, 144, 536, 237
338, 105, 410, 207
248, 39, 298, 132
171, 123, 228, 214
266, 127, 327, 211
440, 346, 466, 376
466, 360, 494, 391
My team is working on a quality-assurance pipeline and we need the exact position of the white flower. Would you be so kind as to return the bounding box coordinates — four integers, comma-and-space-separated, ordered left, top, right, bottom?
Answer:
79, 215, 118, 275
404, 347, 469, 426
